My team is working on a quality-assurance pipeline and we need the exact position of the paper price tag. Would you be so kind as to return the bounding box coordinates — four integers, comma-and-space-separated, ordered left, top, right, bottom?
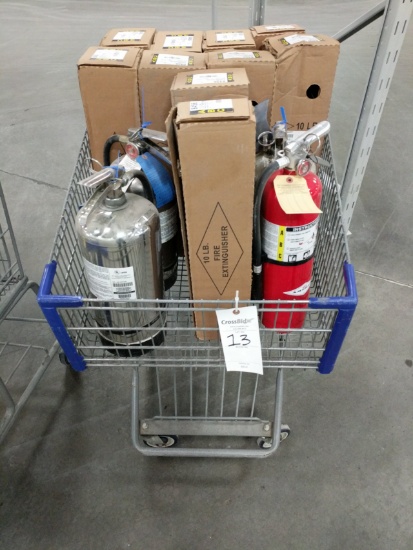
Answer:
273, 175, 322, 214
216, 306, 263, 375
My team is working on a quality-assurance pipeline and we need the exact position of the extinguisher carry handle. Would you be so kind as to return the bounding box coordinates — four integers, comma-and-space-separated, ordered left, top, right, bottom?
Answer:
76, 167, 118, 189
284, 121, 330, 165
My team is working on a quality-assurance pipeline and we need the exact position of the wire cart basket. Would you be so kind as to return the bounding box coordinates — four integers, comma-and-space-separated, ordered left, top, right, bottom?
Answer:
38, 132, 357, 458
0, 182, 58, 444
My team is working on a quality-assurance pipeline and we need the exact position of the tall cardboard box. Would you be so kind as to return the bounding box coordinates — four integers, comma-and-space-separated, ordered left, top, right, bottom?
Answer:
203, 29, 256, 51
206, 50, 275, 108
166, 98, 256, 340
138, 50, 206, 132
152, 31, 204, 53
100, 28, 156, 49
170, 68, 249, 107
250, 24, 305, 49
77, 46, 142, 165
265, 34, 340, 129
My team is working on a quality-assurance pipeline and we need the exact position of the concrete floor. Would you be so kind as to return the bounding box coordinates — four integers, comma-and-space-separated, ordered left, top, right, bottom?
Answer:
1, 1, 412, 548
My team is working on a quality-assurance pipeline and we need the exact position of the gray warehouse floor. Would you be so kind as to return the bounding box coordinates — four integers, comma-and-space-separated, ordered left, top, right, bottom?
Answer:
1, 1, 412, 549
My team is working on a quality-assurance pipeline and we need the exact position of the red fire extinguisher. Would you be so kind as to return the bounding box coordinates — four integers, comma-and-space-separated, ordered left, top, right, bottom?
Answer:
251, 120, 330, 331
261, 167, 322, 330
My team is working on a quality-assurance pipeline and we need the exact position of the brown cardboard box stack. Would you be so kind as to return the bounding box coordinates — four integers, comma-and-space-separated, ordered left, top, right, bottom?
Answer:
151, 31, 204, 53
138, 50, 206, 132
100, 28, 156, 49
265, 33, 340, 129
77, 46, 142, 165
170, 68, 250, 107
76, 25, 340, 337
202, 29, 256, 51
250, 24, 305, 49
206, 50, 276, 108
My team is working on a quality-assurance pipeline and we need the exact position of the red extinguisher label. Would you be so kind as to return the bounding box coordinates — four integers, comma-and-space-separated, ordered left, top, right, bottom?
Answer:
263, 218, 318, 263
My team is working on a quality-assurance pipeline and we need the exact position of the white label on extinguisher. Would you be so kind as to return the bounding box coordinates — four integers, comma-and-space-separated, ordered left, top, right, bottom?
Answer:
283, 280, 311, 296
262, 218, 318, 263
82, 259, 137, 300
159, 204, 179, 243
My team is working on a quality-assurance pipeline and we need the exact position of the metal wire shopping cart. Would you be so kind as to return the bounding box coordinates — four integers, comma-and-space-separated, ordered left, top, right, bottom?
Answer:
38, 133, 357, 458
0, 182, 58, 444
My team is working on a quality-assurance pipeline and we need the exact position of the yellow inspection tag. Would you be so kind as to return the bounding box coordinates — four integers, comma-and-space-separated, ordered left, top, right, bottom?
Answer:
273, 175, 322, 214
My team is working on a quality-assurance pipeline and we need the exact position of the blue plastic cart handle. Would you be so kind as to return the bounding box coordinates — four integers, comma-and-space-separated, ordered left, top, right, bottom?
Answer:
38, 261, 87, 372
310, 262, 358, 374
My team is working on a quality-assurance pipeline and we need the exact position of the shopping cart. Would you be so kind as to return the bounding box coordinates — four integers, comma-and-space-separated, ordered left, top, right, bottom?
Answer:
38, 132, 357, 457
0, 181, 58, 444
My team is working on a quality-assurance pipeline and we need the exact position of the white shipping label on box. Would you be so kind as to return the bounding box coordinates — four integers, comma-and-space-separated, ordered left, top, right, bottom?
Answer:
191, 72, 231, 85
90, 49, 128, 61
155, 54, 190, 66
265, 25, 296, 31
83, 258, 137, 300
216, 306, 263, 375
189, 99, 234, 114
284, 34, 320, 45
273, 175, 322, 214
216, 32, 246, 42
113, 31, 145, 41
221, 51, 257, 59
163, 35, 194, 48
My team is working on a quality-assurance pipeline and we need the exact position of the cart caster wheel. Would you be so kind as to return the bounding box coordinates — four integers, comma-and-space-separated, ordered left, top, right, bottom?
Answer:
59, 351, 70, 366
257, 437, 273, 449
280, 425, 291, 441
59, 352, 82, 381
143, 435, 178, 448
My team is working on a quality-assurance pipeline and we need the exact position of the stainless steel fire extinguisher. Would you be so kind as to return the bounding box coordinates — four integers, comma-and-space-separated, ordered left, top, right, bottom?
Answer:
76, 178, 164, 355
103, 127, 179, 290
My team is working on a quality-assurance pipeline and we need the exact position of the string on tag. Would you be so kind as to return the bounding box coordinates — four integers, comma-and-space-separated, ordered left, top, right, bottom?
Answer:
233, 290, 240, 315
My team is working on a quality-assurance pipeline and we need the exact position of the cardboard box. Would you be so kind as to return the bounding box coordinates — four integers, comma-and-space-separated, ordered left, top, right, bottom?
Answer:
99, 27, 156, 48
152, 31, 204, 53
250, 24, 305, 49
77, 46, 142, 165
266, 34, 340, 129
170, 68, 249, 107
138, 50, 206, 132
206, 50, 275, 109
203, 29, 256, 51
166, 98, 256, 339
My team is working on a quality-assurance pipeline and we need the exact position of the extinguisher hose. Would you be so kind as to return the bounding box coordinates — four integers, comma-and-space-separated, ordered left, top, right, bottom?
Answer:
122, 169, 156, 206
252, 158, 288, 301
103, 134, 128, 166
